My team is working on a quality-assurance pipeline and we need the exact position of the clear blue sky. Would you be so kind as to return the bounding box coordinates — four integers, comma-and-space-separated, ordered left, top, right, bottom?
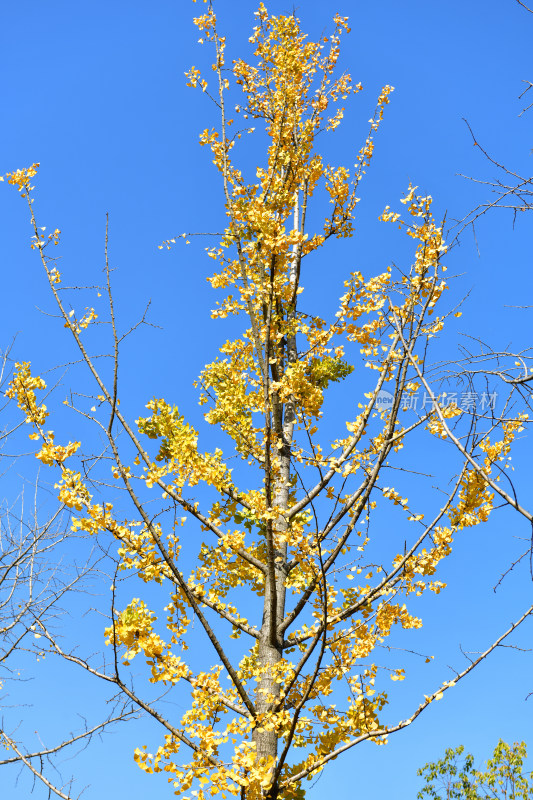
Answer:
1, 1, 532, 798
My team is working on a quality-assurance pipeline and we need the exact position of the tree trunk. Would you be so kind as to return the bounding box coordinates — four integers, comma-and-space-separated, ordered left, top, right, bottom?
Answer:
252, 443, 290, 798
250, 192, 299, 799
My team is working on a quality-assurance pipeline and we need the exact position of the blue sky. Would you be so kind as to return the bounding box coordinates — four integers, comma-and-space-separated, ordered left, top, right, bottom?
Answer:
1, 0, 532, 798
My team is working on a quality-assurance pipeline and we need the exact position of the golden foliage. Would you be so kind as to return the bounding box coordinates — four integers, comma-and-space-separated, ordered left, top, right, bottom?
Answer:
4, 4, 529, 799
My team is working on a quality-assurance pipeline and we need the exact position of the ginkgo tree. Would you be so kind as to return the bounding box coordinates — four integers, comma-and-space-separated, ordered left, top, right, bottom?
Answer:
2, 3, 533, 800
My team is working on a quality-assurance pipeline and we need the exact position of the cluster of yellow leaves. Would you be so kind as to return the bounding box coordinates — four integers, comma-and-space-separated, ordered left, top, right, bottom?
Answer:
3, 162, 40, 198
382, 487, 408, 508
6, 362, 48, 426
197, 340, 264, 462
79, 307, 98, 329
6, 363, 82, 466
137, 398, 230, 490
392, 527, 453, 597
62, 307, 98, 334
106, 599, 165, 663
426, 402, 462, 439
449, 414, 527, 528
28, 226, 62, 252
35, 438, 80, 466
